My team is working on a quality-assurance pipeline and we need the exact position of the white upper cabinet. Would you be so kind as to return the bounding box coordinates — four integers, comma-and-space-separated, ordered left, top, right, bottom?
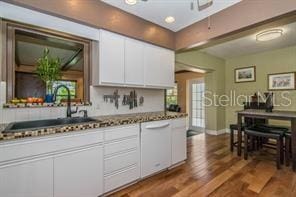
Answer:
144, 44, 175, 88
124, 38, 144, 86
99, 30, 125, 85
96, 30, 175, 89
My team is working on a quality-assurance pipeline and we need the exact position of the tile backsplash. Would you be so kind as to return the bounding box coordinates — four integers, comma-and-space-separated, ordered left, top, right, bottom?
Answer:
0, 82, 165, 124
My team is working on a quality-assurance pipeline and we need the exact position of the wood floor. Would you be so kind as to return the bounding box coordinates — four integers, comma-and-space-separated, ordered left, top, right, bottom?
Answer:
111, 133, 296, 197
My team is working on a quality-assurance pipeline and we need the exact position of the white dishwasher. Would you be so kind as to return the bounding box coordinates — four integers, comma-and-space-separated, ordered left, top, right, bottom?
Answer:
140, 120, 172, 178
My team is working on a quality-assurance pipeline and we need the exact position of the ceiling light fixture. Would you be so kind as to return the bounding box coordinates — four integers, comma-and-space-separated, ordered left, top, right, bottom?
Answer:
191, 68, 207, 73
256, 29, 283, 42
165, 16, 175, 24
125, 0, 137, 5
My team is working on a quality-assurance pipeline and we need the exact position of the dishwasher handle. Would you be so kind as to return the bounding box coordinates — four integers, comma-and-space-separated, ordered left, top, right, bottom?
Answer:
145, 123, 170, 129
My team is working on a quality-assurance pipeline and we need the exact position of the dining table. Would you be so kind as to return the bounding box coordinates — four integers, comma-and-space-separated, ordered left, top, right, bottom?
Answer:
237, 109, 296, 172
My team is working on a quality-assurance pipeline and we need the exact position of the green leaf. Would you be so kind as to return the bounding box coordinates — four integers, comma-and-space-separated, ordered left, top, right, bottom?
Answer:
36, 48, 61, 92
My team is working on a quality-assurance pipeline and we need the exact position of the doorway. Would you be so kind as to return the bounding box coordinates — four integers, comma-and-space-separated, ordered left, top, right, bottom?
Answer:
189, 78, 205, 132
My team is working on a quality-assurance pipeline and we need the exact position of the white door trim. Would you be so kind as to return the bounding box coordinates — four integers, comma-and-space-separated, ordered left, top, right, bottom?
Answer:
188, 78, 205, 131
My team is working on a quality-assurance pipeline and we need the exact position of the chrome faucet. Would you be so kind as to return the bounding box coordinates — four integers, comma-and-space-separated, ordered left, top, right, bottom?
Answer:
53, 84, 78, 118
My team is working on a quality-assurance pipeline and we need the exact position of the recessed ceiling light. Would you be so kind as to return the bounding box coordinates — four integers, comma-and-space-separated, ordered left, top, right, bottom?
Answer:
256, 29, 283, 42
165, 16, 175, 24
125, 0, 137, 5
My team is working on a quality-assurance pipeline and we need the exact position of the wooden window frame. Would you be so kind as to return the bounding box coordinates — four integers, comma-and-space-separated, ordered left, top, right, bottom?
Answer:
2, 20, 91, 102
166, 84, 178, 106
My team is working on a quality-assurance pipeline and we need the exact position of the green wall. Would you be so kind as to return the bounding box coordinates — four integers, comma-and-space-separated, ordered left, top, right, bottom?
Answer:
176, 51, 226, 131
225, 45, 296, 127
177, 45, 296, 132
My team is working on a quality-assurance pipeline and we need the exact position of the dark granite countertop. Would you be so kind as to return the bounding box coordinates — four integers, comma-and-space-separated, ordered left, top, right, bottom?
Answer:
0, 112, 187, 142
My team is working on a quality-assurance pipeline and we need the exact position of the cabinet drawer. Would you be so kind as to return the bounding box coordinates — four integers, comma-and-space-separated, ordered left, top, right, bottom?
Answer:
172, 118, 186, 129
0, 129, 103, 163
104, 165, 139, 193
104, 137, 138, 156
104, 125, 139, 142
104, 150, 139, 175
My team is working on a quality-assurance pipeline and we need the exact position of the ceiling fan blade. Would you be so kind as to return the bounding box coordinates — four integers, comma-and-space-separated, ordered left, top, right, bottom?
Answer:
190, 2, 194, 10
198, 0, 213, 11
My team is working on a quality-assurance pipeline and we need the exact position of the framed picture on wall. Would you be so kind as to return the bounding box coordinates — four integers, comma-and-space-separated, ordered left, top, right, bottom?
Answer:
268, 72, 296, 90
235, 66, 256, 83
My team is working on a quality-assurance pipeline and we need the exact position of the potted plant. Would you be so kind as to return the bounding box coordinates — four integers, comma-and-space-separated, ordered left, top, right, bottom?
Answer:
36, 48, 61, 103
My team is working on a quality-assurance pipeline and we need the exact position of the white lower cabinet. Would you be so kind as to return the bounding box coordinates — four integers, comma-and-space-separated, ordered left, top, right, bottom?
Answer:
103, 124, 140, 193
104, 164, 139, 193
54, 145, 103, 197
0, 118, 186, 196
0, 129, 104, 197
172, 118, 187, 165
104, 137, 138, 156
172, 128, 187, 165
0, 158, 54, 197
104, 150, 138, 175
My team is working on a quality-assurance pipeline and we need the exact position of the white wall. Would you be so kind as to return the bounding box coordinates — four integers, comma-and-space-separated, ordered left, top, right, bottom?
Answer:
0, 82, 165, 124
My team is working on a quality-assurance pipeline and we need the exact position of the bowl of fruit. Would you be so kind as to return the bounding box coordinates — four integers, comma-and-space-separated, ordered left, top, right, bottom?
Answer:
10, 98, 21, 104
27, 97, 44, 104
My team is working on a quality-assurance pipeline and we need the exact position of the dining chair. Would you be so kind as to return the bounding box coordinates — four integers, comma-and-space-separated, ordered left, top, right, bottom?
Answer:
244, 125, 291, 169
285, 131, 292, 166
229, 102, 266, 152
244, 125, 286, 169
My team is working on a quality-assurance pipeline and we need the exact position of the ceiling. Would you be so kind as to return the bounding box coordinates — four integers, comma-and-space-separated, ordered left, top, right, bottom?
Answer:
175, 61, 212, 73
15, 30, 84, 71
102, 0, 241, 32
201, 21, 296, 59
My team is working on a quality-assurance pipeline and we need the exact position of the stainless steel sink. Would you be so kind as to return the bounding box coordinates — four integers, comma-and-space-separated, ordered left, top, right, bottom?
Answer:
3, 117, 99, 133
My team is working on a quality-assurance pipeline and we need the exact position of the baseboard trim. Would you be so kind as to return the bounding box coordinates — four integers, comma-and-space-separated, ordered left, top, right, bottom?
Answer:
206, 128, 227, 135
169, 161, 186, 170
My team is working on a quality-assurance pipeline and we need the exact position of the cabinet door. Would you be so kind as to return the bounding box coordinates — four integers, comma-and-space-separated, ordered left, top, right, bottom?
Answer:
144, 44, 175, 88
143, 44, 161, 87
54, 145, 103, 197
159, 48, 175, 87
141, 121, 172, 178
0, 158, 53, 197
172, 127, 187, 165
99, 30, 125, 85
125, 38, 144, 86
